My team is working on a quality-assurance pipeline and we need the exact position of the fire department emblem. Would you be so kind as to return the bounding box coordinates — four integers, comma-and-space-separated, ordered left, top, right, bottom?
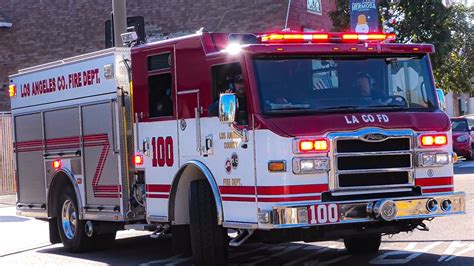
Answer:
225, 159, 232, 174
180, 119, 187, 131
231, 153, 239, 169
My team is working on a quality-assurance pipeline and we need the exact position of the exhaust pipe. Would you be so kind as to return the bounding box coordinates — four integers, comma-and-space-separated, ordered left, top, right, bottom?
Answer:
85, 221, 94, 237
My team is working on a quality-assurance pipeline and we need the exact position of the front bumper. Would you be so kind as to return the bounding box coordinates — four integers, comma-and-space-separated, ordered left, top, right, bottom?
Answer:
260, 192, 465, 229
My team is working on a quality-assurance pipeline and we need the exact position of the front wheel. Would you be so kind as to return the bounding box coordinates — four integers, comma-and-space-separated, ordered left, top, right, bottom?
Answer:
189, 180, 228, 265
343, 234, 381, 254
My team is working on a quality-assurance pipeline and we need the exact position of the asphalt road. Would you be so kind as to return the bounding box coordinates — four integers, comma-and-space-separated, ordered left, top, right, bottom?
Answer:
1, 162, 473, 266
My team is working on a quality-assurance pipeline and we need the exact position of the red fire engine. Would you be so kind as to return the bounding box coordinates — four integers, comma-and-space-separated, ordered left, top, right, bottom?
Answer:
9, 30, 466, 265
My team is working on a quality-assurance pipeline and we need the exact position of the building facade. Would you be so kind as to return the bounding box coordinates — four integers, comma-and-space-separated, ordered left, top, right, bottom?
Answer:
0, 0, 336, 111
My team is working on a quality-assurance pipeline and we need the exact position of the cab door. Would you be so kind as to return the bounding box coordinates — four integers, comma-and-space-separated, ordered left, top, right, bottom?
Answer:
193, 61, 257, 224
133, 47, 179, 221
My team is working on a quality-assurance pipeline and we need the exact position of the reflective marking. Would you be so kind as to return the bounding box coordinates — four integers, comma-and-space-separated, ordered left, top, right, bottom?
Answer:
370, 241, 442, 264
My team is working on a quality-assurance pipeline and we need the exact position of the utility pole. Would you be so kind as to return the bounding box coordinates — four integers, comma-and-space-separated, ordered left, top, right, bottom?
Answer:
112, 0, 127, 47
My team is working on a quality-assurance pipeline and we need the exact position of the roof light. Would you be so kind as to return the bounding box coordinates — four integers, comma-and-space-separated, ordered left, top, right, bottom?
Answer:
134, 154, 144, 166
223, 43, 242, 55
9, 84, 16, 97
261, 33, 328, 43
260, 32, 395, 44
342, 33, 396, 43
420, 134, 448, 147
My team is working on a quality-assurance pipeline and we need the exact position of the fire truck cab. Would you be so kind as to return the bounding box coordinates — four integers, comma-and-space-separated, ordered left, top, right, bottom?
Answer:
10, 31, 466, 265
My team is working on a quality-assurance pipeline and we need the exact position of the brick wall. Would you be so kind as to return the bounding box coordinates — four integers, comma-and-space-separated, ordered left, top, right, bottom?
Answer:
0, 0, 334, 111
286, 0, 336, 31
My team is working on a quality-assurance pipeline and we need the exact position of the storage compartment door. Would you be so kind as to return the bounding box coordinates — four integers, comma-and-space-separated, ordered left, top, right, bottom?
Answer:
82, 102, 121, 206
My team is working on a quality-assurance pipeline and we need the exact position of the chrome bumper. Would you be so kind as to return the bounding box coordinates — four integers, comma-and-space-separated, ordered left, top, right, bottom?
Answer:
259, 192, 466, 229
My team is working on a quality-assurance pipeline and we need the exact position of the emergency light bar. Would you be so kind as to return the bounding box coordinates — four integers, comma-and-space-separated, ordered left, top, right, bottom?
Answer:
260, 32, 396, 44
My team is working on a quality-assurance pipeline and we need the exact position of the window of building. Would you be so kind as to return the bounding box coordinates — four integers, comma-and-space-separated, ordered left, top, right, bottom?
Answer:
148, 73, 173, 118
307, 0, 322, 14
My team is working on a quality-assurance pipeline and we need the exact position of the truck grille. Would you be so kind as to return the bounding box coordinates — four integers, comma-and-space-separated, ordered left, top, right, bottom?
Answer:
335, 136, 413, 190
339, 172, 410, 188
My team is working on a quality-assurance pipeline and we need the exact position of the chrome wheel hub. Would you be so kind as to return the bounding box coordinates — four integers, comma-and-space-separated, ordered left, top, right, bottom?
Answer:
61, 199, 77, 240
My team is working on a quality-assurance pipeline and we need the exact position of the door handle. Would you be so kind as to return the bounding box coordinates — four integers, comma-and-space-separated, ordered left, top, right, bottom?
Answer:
205, 134, 213, 155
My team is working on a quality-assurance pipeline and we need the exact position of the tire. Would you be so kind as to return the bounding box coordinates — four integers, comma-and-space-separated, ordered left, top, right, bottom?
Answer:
172, 225, 192, 256
344, 234, 381, 254
189, 180, 228, 265
56, 186, 91, 252
56, 186, 116, 252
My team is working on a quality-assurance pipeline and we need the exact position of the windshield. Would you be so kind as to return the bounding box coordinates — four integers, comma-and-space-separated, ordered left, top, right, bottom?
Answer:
452, 120, 469, 132
253, 55, 438, 114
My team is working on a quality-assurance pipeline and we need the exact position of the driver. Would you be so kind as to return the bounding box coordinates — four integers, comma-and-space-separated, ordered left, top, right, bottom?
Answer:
227, 74, 248, 125
355, 72, 374, 98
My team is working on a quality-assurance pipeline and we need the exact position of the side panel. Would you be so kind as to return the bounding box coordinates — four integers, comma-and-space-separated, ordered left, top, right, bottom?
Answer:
15, 113, 45, 204
82, 102, 121, 206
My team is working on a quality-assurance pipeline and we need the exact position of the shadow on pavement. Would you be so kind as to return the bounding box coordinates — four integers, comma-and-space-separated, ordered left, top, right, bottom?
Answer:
35, 236, 474, 266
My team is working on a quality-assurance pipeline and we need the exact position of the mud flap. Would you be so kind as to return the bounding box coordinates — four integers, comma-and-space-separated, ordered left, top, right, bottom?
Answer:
49, 217, 61, 244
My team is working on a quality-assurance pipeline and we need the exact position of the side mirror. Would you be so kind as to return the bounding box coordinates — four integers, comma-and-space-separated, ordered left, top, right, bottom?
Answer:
436, 88, 447, 112
219, 93, 238, 124
470, 127, 474, 132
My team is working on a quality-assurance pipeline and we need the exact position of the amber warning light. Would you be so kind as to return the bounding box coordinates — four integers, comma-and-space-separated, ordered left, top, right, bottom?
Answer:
9, 84, 16, 97
420, 134, 448, 147
298, 139, 329, 153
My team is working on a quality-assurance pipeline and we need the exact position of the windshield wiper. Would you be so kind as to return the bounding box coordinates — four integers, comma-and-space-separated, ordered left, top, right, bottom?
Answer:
367, 104, 407, 109
271, 106, 311, 111
314, 105, 361, 112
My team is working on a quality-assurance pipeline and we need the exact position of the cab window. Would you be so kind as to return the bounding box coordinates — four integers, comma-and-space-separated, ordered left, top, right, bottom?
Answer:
208, 63, 248, 125
148, 73, 173, 118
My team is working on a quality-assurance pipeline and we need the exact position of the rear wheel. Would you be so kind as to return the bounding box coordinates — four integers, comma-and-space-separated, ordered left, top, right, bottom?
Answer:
343, 234, 381, 254
189, 180, 228, 265
56, 186, 116, 252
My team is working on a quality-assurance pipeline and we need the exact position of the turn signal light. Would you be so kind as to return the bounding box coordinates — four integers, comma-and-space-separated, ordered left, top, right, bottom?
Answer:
134, 154, 144, 166
52, 159, 62, 169
268, 161, 286, 172
9, 84, 16, 97
297, 138, 329, 153
420, 134, 447, 147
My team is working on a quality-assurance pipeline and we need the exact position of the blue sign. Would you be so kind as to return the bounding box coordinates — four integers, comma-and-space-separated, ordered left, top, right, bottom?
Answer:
350, 0, 380, 33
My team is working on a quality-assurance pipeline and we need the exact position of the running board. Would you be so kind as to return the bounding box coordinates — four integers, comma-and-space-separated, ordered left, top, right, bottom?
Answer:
124, 223, 157, 231
150, 224, 171, 239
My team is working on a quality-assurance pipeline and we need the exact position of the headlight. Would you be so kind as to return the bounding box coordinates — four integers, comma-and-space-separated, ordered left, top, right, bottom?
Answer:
293, 157, 330, 174
456, 135, 469, 143
418, 152, 451, 167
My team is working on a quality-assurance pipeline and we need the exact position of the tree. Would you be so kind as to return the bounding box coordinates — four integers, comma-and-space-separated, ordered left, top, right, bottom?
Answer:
330, 0, 474, 93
